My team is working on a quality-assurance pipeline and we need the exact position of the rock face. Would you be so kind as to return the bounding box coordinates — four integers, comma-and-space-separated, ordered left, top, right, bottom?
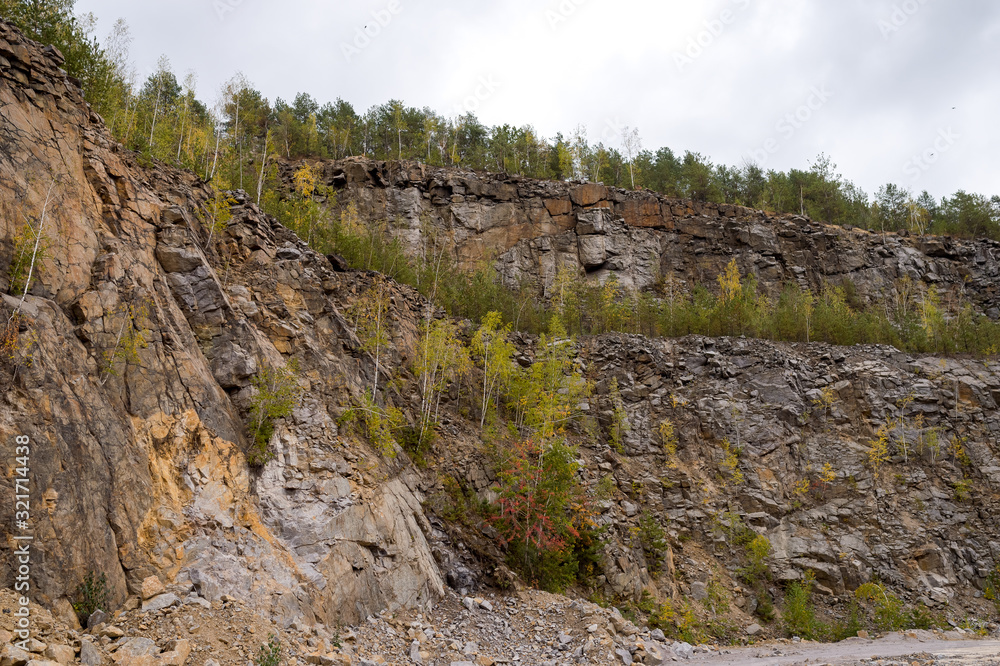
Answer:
3, 16, 1000, 634
574, 333, 1000, 608
0, 19, 441, 626
294, 158, 1000, 316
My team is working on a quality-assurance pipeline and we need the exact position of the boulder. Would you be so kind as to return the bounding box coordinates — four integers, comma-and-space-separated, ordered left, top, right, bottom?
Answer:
140, 576, 165, 600
140, 593, 180, 613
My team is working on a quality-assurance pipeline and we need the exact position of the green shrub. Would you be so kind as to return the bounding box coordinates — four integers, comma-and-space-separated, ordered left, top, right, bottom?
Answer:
853, 582, 938, 633
247, 362, 302, 466
491, 437, 595, 592
254, 634, 281, 666
637, 512, 668, 575
985, 566, 1000, 616
73, 571, 109, 623
648, 599, 706, 644
7, 217, 50, 297
344, 393, 404, 457
397, 424, 433, 467
783, 571, 830, 640
429, 475, 489, 526
704, 577, 729, 615
608, 377, 629, 453
830, 600, 866, 641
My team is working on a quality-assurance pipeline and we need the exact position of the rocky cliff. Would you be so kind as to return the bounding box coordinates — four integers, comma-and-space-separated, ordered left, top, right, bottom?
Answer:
299, 158, 1000, 317
3, 16, 1000, 650
0, 19, 444, 629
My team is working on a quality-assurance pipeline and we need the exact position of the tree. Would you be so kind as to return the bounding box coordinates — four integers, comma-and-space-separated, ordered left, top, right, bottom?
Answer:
938, 190, 1000, 239
471, 311, 515, 427
621, 126, 642, 189
247, 362, 301, 466
349, 276, 391, 400
142, 55, 178, 154
680, 151, 720, 202
739, 160, 767, 209
219, 73, 271, 194
874, 183, 910, 235
415, 318, 470, 444
492, 436, 589, 591
644, 147, 682, 196
808, 153, 845, 223
507, 317, 588, 442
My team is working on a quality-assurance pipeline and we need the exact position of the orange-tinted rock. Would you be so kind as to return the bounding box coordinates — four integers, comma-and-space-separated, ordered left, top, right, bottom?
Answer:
621, 199, 663, 228
543, 198, 573, 216
570, 183, 607, 206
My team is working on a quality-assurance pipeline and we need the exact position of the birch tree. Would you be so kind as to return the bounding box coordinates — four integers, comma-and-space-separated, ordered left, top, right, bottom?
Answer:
471, 311, 515, 428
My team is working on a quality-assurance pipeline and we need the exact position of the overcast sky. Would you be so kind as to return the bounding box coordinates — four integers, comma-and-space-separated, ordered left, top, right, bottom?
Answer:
73, 0, 999, 201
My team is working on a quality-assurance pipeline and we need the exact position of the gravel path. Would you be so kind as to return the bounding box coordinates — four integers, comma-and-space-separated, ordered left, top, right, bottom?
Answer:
682, 632, 1000, 666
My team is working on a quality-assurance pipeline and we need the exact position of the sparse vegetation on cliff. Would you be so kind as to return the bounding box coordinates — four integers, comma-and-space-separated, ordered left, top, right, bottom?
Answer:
247, 362, 302, 466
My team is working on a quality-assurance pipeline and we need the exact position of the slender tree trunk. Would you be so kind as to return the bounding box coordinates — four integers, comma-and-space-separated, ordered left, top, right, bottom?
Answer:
11, 179, 56, 320
148, 79, 162, 150
210, 127, 221, 180
256, 129, 269, 206
176, 98, 188, 162
234, 94, 243, 190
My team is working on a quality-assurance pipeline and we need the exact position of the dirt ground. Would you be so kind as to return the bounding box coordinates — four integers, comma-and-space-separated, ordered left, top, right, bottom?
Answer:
683, 632, 1000, 666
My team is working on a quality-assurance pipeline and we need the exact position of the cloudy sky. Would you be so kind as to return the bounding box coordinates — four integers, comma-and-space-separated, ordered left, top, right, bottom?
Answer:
74, 0, 999, 201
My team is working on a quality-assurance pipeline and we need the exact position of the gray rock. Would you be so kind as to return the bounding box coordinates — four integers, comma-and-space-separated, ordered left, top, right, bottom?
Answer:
141, 592, 180, 613
79, 640, 102, 666
673, 642, 694, 660
1, 644, 31, 666
209, 341, 257, 388
578, 235, 607, 268
86, 610, 108, 629
690, 581, 708, 601
115, 637, 159, 659
409, 640, 422, 664
156, 246, 203, 273
746, 623, 762, 636
183, 594, 212, 609
645, 642, 669, 665
276, 246, 302, 261
576, 208, 611, 235
615, 647, 633, 665
326, 253, 349, 271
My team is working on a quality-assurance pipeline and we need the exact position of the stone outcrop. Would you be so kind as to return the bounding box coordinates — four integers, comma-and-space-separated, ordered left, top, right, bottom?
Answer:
298, 157, 1000, 316
0, 19, 442, 627
575, 333, 1000, 609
